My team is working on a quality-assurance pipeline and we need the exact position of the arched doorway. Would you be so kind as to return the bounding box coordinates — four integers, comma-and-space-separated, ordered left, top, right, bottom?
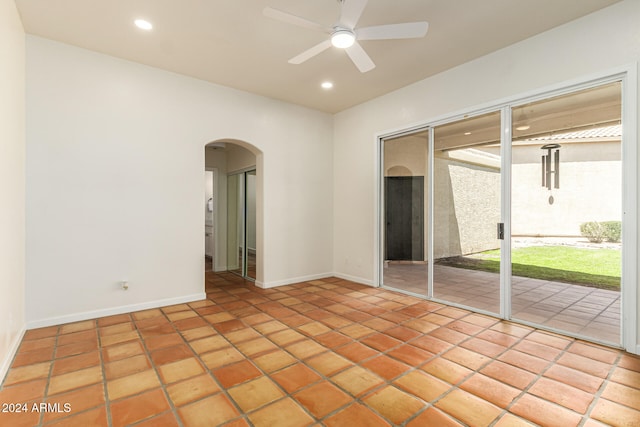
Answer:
204, 139, 262, 282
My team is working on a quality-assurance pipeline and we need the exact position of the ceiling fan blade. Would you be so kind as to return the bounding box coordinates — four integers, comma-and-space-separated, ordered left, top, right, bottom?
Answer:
345, 41, 375, 73
339, 0, 368, 29
357, 22, 429, 40
288, 39, 333, 64
263, 7, 330, 33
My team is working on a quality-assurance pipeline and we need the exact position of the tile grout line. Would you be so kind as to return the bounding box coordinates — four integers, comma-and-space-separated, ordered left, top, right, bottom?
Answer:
578, 351, 622, 426
403, 314, 531, 426
43, 321, 105, 426
135, 308, 186, 427
575, 296, 621, 342
489, 329, 576, 426
250, 282, 359, 424
286, 286, 403, 425
38, 325, 59, 427
227, 282, 400, 425
199, 278, 253, 423
96, 319, 115, 427
288, 293, 490, 425
185, 292, 261, 426
302, 286, 534, 425
204, 280, 305, 425
234, 284, 350, 426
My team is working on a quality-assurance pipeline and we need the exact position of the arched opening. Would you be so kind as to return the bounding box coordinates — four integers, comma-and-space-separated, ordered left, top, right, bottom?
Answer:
204, 139, 263, 284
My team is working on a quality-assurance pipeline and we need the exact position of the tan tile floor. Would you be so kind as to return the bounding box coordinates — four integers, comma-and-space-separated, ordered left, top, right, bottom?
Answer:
384, 263, 621, 344
1, 271, 639, 427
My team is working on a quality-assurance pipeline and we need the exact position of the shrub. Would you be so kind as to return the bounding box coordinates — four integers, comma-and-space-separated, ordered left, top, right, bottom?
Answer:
580, 221, 621, 243
602, 221, 622, 243
580, 222, 606, 243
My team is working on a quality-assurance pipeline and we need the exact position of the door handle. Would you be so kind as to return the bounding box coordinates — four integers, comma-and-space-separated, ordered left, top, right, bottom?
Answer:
497, 223, 504, 240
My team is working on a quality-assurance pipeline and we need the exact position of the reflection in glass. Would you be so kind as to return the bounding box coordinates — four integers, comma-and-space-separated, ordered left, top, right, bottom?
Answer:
226, 173, 243, 275
246, 170, 257, 279
381, 130, 429, 295
227, 170, 257, 280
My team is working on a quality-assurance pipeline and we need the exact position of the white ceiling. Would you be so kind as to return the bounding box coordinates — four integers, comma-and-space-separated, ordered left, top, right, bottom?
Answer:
15, 0, 620, 113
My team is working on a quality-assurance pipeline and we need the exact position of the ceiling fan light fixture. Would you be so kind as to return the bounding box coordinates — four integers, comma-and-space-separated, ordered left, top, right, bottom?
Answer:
134, 19, 153, 30
331, 29, 356, 48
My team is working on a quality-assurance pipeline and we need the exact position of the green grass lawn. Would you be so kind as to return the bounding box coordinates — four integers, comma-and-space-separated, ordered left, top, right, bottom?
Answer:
437, 246, 621, 289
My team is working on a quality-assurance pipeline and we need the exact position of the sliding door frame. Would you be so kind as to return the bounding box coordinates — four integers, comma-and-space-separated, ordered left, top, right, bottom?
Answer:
500, 106, 513, 320
376, 66, 637, 353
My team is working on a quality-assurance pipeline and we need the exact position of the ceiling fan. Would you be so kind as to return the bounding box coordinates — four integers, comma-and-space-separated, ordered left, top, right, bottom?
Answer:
264, 0, 429, 73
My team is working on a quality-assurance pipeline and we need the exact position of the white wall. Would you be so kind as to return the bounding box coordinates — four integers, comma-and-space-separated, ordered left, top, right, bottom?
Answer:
333, 0, 639, 343
205, 146, 228, 271
0, 0, 26, 381
26, 36, 334, 326
226, 144, 257, 173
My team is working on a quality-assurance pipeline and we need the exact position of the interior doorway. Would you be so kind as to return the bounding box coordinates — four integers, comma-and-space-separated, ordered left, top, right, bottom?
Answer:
204, 141, 259, 281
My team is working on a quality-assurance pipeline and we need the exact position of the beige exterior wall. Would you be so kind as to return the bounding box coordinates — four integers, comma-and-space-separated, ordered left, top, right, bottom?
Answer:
511, 140, 621, 236
433, 153, 501, 258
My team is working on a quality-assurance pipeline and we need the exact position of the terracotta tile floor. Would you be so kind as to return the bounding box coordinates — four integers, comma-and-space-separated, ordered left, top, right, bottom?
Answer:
1, 272, 639, 427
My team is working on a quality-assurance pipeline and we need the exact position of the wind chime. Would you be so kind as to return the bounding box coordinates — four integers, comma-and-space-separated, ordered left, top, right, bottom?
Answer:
541, 143, 561, 204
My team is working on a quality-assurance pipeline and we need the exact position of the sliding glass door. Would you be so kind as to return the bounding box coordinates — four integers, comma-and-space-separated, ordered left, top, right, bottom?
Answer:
510, 82, 622, 343
380, 79, 624, 346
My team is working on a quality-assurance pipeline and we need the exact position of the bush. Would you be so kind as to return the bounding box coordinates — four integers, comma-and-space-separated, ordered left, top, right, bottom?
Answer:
580, 221, 621, 243
602, 221, 622, 243
580, 222, 606, 243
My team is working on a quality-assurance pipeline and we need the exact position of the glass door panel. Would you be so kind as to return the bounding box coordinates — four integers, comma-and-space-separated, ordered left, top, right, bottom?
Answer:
381, 129, 429, 296
246, 170, 257, 280
433, 111, 502, 314
226, 173, 243, 275
510, 82, 622, 345
227, 169, 257, 280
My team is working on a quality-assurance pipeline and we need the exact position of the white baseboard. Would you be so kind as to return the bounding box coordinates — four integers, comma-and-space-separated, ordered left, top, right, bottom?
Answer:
0, 326, 26, 386
257, 272, 334, 289
26, 293, 206, 330
333, 272, 376, 287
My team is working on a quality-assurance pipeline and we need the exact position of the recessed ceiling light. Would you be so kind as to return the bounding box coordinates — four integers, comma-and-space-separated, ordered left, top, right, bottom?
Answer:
321, 81, 334, 90
516, 125, 531, 131
134, 19, 153, 30
464, 132, 472, 136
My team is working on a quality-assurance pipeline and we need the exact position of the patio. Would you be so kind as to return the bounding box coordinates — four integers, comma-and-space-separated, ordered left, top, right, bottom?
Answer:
383, 264, 621, 345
